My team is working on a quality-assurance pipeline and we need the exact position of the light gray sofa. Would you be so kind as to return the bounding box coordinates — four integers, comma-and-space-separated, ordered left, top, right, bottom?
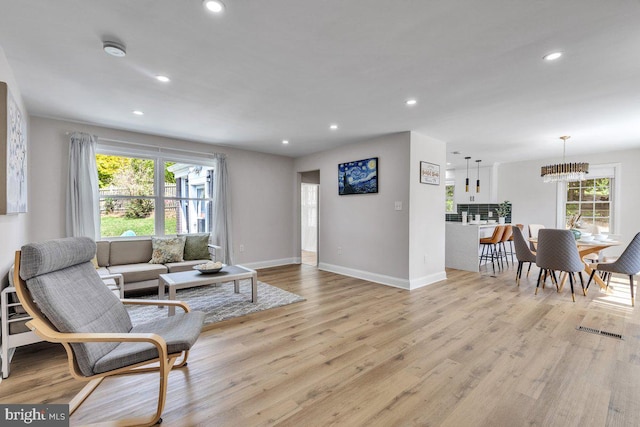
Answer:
94, 235, 217, 294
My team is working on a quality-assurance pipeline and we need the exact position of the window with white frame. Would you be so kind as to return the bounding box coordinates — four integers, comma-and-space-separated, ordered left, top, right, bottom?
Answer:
558, 164, 620, 234
97, 153, 215, 238
445, 184, 455, 213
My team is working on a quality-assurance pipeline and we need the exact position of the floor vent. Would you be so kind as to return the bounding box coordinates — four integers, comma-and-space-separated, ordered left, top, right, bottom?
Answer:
577, 326, 623, 340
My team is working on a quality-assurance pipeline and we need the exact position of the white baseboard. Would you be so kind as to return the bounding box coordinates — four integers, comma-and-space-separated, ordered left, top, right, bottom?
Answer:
243, 259, 447, 291
409, 271, 448, 290
318, 263, 412, 289
241, 258, 298, 270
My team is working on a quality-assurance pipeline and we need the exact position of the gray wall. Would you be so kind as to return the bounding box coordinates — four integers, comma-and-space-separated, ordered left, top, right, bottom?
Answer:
0, 46, 29, 287
294, 131, 447, 289
27, 117, 297, 268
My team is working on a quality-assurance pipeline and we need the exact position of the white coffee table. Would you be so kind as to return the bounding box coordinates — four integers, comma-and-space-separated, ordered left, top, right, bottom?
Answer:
159, 265, 257, 316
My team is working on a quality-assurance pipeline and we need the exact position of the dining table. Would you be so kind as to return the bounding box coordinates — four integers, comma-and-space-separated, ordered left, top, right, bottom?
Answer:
529, 237, 621, 292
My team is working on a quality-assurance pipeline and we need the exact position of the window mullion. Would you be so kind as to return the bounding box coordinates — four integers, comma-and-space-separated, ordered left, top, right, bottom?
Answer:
156, 157, 165, 236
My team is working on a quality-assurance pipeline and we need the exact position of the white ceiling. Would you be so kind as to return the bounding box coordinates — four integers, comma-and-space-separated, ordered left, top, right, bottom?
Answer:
1, 0, 639, 168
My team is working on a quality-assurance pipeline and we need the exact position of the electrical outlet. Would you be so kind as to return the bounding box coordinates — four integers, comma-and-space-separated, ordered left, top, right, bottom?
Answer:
338, 246, 342, 255
394, 201, 402, 211
239, 244, 245, 253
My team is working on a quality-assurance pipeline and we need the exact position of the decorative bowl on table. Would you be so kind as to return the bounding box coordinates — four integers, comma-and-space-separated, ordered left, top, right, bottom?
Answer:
193, 262, 225, 274
594, 234, 608, 241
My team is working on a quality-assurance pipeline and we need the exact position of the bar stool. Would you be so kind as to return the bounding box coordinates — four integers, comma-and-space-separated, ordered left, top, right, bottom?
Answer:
479, 225, 506, 273
498, 225, 513, 266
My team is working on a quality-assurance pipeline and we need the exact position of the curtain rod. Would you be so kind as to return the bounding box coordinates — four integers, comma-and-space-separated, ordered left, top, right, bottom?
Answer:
65, 131, 223, 158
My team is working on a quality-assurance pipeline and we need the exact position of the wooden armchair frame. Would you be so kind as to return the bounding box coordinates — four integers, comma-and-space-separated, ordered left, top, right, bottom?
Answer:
13, 250, 193, 427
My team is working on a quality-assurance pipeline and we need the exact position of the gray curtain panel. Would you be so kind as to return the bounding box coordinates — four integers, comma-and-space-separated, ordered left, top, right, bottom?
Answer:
66, 132, 99, 239
211, 153, 233, 264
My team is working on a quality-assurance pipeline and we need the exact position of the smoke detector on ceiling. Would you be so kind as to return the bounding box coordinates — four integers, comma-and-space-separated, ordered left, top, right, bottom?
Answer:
103, 41, 126, 57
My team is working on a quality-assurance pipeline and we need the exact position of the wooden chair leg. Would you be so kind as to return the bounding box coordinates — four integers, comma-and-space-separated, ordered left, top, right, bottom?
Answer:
579, 272, 586, 296
526, 263, 532, 277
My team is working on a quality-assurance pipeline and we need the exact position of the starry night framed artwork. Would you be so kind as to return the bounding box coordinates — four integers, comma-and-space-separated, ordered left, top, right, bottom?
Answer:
338, 157, 378, 195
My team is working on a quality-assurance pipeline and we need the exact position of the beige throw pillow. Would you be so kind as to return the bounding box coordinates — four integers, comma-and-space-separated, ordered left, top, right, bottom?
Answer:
149, 236, 186, 264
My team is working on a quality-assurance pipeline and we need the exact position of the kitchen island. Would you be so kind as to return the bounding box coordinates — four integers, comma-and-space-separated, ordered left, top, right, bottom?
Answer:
445, 222, 509, 272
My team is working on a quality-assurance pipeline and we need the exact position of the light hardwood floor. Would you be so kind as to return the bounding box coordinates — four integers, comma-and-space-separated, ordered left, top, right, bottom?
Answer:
1, 263, 639, 426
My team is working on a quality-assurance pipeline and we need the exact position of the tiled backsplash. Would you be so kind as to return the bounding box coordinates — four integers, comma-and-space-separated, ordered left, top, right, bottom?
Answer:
445, 203, 512, 223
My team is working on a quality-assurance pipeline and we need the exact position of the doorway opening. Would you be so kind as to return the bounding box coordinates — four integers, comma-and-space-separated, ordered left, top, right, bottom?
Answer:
301, 178, 319, 266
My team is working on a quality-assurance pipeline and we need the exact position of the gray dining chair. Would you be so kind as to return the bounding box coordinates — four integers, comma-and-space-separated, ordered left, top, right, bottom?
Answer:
528, 223, 545, 252
535, 229, 586, 302
512, 226, 536, 286
586, 232, 640, 307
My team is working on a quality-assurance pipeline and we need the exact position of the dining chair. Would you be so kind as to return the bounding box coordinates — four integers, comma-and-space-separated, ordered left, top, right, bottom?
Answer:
479, 225, 506, 273
535, 229, 586, 302
512, 226, 536, 286
528, 223, 545, 251
504, 223, 523, 264
586, 232, 640, 306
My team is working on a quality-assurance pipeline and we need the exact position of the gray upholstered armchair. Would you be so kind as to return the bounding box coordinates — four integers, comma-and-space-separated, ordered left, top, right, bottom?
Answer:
13, 237, 205, 426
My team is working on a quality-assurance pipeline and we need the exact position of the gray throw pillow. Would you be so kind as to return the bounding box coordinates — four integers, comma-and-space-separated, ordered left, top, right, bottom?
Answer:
180, 234, 210, 261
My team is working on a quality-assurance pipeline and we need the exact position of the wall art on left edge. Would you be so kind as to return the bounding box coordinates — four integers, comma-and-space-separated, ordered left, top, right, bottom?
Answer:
338, 157, 378, 195
0, 81, 27, 214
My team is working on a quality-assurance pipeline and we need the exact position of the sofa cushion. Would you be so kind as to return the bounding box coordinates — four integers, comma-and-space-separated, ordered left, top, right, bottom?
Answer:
107, 263, 167, 283
109, 239, 152, 266
179, 234, 210, 261
165, 259, 210, 273
149, 236, 186, 264
95, 241, 110, 267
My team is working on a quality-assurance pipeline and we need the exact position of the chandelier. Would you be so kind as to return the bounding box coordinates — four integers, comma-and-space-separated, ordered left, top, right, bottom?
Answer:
540, 136, 589, 183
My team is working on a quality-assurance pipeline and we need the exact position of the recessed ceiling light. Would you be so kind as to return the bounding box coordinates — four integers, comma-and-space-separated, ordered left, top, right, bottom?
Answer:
406, 99, 417, 106
155, 75, 170, 83
330, 124, 338, 130
543, 51, 563, 61
103, 41, 126, 57
282, 140, 289, 145
203, 0, 225, 13
132, 110, 144, 116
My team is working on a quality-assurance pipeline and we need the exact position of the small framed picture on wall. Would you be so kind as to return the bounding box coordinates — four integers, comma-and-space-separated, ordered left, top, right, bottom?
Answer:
420, 161, 440, 185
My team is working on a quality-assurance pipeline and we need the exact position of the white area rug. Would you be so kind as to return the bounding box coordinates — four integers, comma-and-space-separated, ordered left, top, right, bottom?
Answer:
127, 280, 305, 326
